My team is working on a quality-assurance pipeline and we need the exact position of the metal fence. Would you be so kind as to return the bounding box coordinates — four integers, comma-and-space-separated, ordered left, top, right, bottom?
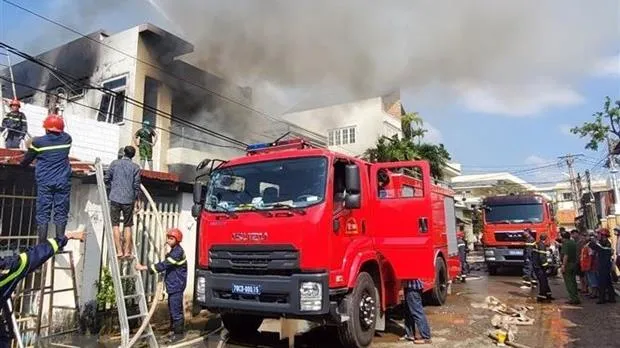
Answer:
98, 199, 180, 307
0, 172, 41, 345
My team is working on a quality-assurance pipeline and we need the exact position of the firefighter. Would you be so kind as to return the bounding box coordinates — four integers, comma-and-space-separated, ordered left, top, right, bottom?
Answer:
136, 228, 187, 343
0, 228, 85, 346
457, 230, 468, 282
1, 99, 27, 149
134, 120, 157, 170
522, 228, 537, 288
588, 229, 616, 304
20, 114, 72, 243
532, 233, 554, 302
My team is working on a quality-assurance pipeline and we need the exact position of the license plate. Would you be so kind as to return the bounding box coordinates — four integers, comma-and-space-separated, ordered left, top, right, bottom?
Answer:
508, 250, 523, 256
232, 284, 262, 295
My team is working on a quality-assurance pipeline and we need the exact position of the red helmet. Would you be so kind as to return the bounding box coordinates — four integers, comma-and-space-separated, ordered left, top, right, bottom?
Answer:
43, 114, 65, 132
599, 228, 610, 237
9, 99, 20, 107
166, 228, 183, 243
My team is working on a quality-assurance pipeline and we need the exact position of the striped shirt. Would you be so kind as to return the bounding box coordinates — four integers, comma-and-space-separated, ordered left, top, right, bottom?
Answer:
404, 279, 424, 290
105, 157, 141, 204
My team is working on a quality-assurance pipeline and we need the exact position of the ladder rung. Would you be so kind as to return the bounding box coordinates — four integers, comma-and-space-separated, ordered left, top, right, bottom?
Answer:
45, 288, 75, 294
121, 274, 138, 280
49, 343, 81, 348
53, 267, 73, 271
126, 313, 147, 320
124, 293, 144, 300
51, 305, 78, 310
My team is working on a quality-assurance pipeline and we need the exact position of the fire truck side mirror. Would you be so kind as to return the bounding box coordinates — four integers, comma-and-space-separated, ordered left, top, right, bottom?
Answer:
344, 164, 360, 193
193, 181, 205, 204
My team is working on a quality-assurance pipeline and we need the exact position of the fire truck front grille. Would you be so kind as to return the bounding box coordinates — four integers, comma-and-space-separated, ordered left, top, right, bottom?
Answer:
213, 289, 289, 304
494, 231, 536, 242
209, 245, 300, 275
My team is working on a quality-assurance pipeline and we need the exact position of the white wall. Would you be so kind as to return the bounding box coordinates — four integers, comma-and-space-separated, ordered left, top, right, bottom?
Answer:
283, 97, 401, 157
17, 103, 120, 163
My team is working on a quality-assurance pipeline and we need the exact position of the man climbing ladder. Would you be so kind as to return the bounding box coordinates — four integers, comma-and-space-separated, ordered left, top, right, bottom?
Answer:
0, 228, 85, 347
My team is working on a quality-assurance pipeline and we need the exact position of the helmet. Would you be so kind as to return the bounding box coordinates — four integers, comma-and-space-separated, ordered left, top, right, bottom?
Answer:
43, 114, 65, 132
9, 99, 20, 107
599, 228, 610, 237
143, 120, 151, 126
166, 228, 183, 243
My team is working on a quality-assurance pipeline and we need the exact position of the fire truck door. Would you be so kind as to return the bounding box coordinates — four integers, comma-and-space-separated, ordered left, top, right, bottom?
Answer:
370, 161, 435, 280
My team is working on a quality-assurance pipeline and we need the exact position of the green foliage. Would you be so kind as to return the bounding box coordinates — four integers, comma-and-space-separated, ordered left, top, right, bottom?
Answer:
363, 112, 452, 180
472, 209, 483, 236
571, 96, 620, 151
95, 267, 116, 308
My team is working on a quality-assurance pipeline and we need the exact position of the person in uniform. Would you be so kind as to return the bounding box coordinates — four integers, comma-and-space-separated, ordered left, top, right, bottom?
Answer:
1, 99, 27, 149
134, 120, 157, 170
0, 229, 85, 346
20, 114, 72, 242
532, 233, 554, 302
588, 229, 616, 304
561, 230, 580, 305
136, 228, 187, 343
522, 228, 537, 288
457, 230, 468, 282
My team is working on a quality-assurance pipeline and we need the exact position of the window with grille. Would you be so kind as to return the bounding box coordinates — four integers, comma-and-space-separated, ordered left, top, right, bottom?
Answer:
328, 126, 357, 146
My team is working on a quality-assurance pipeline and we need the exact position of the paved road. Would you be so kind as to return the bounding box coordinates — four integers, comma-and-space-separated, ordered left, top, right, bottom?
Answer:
170, 266, 619, 348
71, 262, 619, 348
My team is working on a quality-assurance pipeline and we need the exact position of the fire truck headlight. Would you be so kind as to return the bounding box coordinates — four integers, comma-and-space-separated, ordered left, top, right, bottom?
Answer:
196, 277, 206, 303
299, 282, 322, 311
485, 250, 494, 256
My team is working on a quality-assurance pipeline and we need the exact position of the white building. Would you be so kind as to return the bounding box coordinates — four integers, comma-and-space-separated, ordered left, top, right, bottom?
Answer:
282, 92, 404, 157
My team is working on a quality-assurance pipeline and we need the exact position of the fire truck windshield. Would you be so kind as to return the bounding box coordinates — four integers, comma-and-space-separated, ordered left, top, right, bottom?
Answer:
204, 156, 328, 212
485, 204, 544, 224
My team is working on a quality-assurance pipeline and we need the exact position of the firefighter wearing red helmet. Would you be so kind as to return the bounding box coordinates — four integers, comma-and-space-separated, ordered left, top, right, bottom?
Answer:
20, 114, 72, 243
136, 228, 187, 342
1, 98, 28, 149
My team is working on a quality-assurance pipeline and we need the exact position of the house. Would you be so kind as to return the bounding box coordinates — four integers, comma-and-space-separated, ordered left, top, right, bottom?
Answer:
281, 92, 404, 157
1, 23, 326, 184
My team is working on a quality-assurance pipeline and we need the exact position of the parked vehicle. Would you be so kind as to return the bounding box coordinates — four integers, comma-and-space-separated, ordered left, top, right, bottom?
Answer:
191, 138, 460, 348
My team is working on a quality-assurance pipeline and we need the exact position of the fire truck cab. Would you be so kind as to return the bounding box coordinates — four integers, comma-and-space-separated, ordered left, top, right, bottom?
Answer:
191, 138, 460, 348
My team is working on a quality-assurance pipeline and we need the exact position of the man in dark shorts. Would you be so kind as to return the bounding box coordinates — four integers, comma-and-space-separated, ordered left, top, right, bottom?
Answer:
105, 146, 141, 258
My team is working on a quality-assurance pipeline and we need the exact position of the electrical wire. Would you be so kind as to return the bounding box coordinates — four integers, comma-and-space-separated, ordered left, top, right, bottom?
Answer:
0, 40, 251, 149
1, 0, 288, 127
0, 75, 246, 151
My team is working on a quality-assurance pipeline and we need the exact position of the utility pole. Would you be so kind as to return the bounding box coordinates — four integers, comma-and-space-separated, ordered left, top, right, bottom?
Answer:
606, 137, 620, 214
558, 154, 583, 215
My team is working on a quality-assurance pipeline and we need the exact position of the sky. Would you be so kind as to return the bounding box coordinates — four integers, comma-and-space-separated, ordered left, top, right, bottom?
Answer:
0, 0, 619, 185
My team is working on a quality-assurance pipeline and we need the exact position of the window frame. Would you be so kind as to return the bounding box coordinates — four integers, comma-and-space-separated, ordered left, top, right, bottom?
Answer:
97, 74, 129, 125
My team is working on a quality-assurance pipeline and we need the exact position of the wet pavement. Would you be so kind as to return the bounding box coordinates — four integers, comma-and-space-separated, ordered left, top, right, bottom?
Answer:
53, 262, 620, 347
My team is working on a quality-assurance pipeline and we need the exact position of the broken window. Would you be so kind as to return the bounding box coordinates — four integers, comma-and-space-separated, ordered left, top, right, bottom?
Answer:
97, 76, 127, 124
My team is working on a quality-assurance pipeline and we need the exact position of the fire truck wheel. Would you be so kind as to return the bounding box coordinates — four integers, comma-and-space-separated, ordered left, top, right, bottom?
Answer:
428, 258, 448, 306
337, 272, 377, 348
221, 313, 263, 337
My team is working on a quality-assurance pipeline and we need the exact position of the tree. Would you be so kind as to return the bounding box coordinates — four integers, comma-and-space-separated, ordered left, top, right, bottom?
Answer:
571, 96, 620, 151
363, 112, 452, 180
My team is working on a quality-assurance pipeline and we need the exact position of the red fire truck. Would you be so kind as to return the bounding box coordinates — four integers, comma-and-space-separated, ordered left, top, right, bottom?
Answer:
481, 194, 559, 276
191, 138, 460, 347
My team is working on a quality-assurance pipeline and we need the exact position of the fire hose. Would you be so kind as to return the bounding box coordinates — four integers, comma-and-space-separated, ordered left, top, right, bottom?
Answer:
126, 184, 166, 348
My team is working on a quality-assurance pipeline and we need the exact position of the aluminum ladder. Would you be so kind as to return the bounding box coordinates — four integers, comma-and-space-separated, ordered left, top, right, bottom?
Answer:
94, 158, 157, 348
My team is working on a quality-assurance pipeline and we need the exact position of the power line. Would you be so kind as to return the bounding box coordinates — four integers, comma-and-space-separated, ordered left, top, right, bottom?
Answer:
0, 41, 251, 148
0, 75, 246, 151
1, 0, 288, 127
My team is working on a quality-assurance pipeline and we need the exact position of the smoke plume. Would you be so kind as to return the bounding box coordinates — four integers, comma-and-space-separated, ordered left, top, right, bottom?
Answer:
147, 0, 618, 113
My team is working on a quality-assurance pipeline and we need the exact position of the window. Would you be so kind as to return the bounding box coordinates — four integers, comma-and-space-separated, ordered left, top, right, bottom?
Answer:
377, 166, 425, 199
97, 76, 127, 124
484, 204, 544, 223
328, 126, 357, 146
204, 157, 328, 212
562, 192, 573, 201
142, 77, 159, 126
